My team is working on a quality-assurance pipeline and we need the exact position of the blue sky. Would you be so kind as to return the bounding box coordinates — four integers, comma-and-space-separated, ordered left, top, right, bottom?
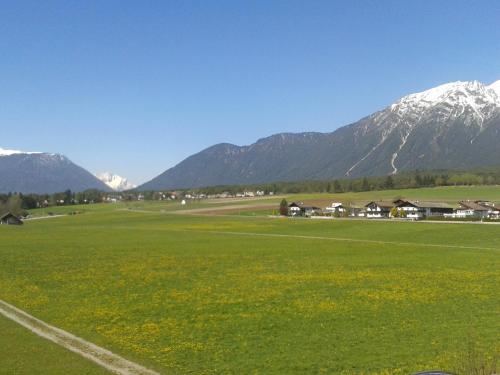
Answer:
1, 1, 499, 184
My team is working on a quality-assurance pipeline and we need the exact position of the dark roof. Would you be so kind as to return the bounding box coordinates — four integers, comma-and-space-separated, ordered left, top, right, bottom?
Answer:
396, 200, 456, 209
365, 201, 394, 209
0, 212, 23, 224
458, 201, 491, 211
475, 200, 495, 207
288, 202, 320, 210
0, 212, 18, 220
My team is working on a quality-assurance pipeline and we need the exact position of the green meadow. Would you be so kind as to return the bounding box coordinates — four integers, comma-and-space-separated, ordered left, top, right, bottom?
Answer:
0, 314, 109, 375
292, 184, 500, 202
1, 188, 499, 374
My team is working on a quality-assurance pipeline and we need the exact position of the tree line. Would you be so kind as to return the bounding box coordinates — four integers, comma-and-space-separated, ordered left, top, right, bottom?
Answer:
2, 167, 500, 217
0, 189, 112, 217
188, 167, 500, 195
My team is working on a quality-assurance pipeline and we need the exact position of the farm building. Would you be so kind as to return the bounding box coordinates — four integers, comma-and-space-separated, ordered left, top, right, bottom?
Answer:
288, 202, 322, 217
0, 212, 23, 225
347, 204, 366, 217
325, 202, 347, 216
394, 200, 455, 220
365, 201, 394, 218
445, 201, 497, 219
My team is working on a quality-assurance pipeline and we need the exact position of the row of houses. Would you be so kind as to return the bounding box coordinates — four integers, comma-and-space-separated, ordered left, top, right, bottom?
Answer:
289, 199, 500, 220
185, 191, 274, 199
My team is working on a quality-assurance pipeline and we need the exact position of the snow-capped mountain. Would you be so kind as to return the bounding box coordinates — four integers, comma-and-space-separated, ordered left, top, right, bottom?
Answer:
139, 79, 500, 190
97, 172, 136, 191
0, 148, 111, 194
0, 147, 43, 156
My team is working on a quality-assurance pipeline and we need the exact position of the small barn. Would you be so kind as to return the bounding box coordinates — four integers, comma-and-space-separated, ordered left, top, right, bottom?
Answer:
0, 212, 23, 225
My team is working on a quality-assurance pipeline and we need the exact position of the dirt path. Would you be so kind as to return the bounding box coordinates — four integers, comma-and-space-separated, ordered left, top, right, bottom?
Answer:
174, 203, 275, 215
0, 299, 160, 375
24, 214, 66, 221
202, 196, 283, 204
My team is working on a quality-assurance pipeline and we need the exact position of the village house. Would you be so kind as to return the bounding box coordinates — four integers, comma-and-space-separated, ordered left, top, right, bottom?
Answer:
288, 202, 322, 217
346, 203, 365, 217
0, 212, 23, 225
365, 201, 394, 218
394, 200, 455, 220
445, 200, 496, 219
479, 201, 500, 219
325, 202, 347, 216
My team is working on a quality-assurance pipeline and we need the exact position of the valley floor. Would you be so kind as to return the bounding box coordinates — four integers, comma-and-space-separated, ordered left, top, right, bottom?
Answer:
1, 187, 499, 374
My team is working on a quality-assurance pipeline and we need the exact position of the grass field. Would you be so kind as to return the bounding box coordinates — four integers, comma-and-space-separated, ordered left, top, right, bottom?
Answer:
1, 188, 499, 374
292, 185, 500, 202
0, 314, 109, 374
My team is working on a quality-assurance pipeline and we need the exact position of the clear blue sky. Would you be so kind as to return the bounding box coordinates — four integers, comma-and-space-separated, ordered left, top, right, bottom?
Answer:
1, 1, 499, 184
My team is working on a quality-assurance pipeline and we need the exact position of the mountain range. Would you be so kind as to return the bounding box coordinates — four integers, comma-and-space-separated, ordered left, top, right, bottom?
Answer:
2, 79, 500, 193
138, 80, 500, 190
0, 149, 111, 194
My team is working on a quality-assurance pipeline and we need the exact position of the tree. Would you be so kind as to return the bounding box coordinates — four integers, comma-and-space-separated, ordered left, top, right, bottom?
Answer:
20, 195, 38, 209
384, 175, 394, 189
64, 189, 73, 204
5, 195, 24, 216
333, 180, 343, 193
362, 177, 370, 191
390, 207, 399, 218
279, 199, 288, 216
415, 171, 423, 187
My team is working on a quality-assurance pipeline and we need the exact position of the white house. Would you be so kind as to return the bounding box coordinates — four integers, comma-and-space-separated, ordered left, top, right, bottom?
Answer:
325, 202, 347, 216
365, 201, 394, 218
394, 200, 455, 220
394, 200, 424, 220
445, 201, 494, 219
288, 202, 322, 217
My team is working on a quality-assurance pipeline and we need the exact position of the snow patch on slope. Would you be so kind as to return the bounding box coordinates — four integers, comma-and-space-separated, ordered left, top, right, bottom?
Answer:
390, 130, 411, 174
345, 133, 390, 176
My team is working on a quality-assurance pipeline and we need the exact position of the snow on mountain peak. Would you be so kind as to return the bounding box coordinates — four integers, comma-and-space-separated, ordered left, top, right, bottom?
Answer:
96, 172, 136, 191
488, 80, 500, 97
0, 147, 43, 156
392, 80, 500, 116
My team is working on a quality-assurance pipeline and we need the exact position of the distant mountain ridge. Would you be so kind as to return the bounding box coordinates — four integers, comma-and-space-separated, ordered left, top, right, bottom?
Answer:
0, 149, 111, 194
139, 79, 500, 190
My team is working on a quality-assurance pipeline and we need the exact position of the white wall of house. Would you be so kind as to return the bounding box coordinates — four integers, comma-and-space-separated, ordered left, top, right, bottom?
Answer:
398, 206, 424, 219
444, 209, 489, 219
